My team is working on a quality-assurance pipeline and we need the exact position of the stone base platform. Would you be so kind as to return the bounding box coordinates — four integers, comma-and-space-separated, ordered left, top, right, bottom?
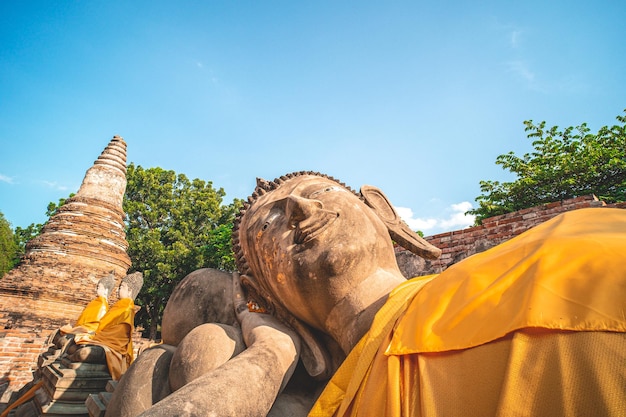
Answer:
85, 381, 117, 417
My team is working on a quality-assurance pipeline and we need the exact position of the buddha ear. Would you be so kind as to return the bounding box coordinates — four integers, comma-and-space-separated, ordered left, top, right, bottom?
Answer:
240, 273, 334, 380
360, 185, 442, 260
285, 317, 334, 381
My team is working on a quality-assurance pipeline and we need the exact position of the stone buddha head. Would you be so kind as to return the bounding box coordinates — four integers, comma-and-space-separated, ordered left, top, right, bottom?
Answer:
97, 272, 116, 299
233, 171, 440, 379
119, 272, 144, 301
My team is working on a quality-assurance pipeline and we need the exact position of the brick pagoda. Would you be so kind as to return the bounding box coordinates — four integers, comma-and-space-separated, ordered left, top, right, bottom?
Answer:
0, 136, 131, 398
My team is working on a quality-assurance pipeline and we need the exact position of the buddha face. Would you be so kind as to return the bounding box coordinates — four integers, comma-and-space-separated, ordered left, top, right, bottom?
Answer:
118, 282, 131, 300
240, 175, 398, 330
96, 283, 108, 298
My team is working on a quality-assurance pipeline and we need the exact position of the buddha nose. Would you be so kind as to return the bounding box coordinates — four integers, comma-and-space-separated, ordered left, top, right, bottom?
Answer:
285, 195, 323, 224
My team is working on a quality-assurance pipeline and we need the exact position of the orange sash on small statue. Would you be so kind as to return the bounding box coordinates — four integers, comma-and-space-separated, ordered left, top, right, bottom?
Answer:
60, 295, 109, 335
75, 297, 136, 380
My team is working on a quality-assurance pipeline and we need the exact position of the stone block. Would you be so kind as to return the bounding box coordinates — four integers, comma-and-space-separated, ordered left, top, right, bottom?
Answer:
85, 393, 106, 417
104, 380, 117, 393
37, 399, 89, 416
41, 361, 110, 402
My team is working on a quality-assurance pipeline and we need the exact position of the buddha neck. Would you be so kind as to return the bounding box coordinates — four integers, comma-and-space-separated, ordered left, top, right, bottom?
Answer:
324, 268, 406, 354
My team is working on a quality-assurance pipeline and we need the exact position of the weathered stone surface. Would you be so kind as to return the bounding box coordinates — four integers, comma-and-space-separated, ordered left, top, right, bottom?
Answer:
13, 399, 38, 417
20, 357, 113, 417
161, 268, 238, 347
104, 345, 175, 417
84, 394, 105, 417
41, 360, 110, 401
168, 323, 245, 392
37, 400, 89, 417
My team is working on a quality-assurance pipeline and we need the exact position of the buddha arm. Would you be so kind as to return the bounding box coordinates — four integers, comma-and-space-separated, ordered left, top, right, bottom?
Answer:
137, 334, 299, 417
141, 313, 299, 417
136, 276, 301, 417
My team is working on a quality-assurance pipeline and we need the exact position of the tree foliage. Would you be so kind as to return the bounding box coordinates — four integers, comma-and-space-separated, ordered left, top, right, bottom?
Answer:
46, 194, 73, 217
469, 110, 626, 223
13, 223, 43, 263
0, 212, 17, 277
124, 163, 241, 339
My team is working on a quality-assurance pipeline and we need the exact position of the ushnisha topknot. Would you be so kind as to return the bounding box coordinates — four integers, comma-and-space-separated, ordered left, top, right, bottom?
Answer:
98, 271, 116, 297
121, 271, 144, 300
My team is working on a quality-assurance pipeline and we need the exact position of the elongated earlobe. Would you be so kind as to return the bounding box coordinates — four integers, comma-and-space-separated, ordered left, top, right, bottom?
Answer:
360, 185, 442, 260
240, 273, 334, 380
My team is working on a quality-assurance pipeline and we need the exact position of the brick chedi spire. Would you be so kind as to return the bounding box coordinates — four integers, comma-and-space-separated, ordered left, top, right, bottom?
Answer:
0, 135, 132, 331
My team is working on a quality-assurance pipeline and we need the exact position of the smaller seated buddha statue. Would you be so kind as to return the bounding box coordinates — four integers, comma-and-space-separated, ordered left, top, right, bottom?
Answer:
49, 272, 116, 352
59, 272, 116, 336
66, 272, 144, 381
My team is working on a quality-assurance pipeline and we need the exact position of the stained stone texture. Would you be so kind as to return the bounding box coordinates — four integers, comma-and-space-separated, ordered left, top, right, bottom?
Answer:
160, 268, 239, 347
0, 136, 131, 396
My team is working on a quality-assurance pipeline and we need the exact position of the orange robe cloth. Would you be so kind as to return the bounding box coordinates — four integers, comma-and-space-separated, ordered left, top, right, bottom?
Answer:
75, 297, 136, 380
60, 295, 109, 334
310, 208, 626, 416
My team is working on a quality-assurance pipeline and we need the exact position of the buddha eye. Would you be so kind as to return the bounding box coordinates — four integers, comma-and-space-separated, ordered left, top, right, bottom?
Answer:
309, 185, 344, 198
260, 212, 280, 233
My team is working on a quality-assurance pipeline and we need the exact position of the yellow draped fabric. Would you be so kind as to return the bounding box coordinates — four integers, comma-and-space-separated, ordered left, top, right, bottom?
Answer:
310, 208, 626, 417
61, 295, 109, 334
309, 276, 436, 416
75, 297, 136, 380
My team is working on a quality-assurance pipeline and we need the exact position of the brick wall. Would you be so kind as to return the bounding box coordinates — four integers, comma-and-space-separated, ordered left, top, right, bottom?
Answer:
0, 293, 85, 401
0, 329, 52, 400
396, 195, 626, 278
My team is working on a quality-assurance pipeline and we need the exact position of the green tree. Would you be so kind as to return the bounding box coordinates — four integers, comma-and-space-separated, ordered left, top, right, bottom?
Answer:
13, 223, 43, 264
0, 212, 18, 277
124, 163, 241, 339
45, 194, 73, 217
469, 110, 626, 223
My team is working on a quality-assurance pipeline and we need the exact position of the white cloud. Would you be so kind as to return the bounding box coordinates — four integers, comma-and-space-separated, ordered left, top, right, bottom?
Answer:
506, 60, 534, 83
397, 202, 476, 235
505, 60, 547, 93
396, 207, 438, 231
41, 181, 69, 191
439, 202, 475, 230
509, 30, 522, 48
0, 174, 15, 184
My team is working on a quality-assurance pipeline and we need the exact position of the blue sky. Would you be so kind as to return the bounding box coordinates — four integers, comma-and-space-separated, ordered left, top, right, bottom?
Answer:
1, 1, 624, 235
